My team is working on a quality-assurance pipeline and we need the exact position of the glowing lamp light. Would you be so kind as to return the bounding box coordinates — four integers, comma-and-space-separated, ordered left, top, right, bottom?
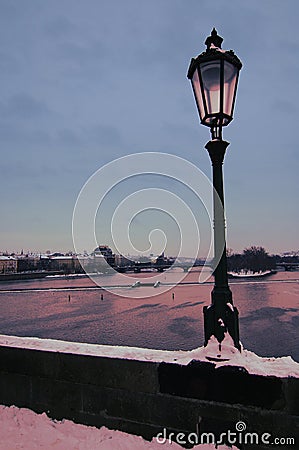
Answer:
187, 28, 242, 140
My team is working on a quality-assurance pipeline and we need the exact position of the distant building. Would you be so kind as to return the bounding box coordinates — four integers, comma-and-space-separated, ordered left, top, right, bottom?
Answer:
0, 256, 17, 273
76, 255, 91, 272
92, 246, 115, 267
16, 255, 40, 272
154, 252, 175, 267
114, 254, 134, 267
48, 255, 85, 273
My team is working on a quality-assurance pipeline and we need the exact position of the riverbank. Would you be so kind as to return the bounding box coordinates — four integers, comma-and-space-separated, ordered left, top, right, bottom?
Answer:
228, 270, 277, 279
0, 271, 48, 281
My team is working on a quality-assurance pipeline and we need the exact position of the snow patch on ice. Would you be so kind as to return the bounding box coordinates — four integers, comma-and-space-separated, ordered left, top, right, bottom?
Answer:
228, 270, 273, 278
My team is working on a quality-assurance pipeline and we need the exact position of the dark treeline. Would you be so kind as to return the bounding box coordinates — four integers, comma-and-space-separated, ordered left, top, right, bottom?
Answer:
227, 246, 276, 273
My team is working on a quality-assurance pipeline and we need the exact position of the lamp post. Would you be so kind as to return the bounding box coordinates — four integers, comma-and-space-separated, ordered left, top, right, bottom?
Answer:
187, 29, 242, 351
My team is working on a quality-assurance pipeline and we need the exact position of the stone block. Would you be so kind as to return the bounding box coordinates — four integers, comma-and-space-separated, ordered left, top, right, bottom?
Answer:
159, 361, 284, 409
0, 372, 31, 408
31, 377, 82, 419
283, 377, 299, 415
80, 384, 107, 415
56, 353, 159, 393
0, 346, 58, 379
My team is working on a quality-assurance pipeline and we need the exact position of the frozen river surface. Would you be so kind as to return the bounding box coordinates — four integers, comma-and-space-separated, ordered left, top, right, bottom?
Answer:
0, 269, 298, 361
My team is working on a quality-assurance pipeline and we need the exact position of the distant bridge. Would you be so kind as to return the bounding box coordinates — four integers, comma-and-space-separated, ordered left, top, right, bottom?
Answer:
276, 262, 299, 271
114, 260, 206, 273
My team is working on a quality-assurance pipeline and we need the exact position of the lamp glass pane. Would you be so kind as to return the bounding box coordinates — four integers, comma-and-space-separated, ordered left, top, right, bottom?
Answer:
191, 68, 205, 121
223, 61, 238, 122
200, 60, 221, 117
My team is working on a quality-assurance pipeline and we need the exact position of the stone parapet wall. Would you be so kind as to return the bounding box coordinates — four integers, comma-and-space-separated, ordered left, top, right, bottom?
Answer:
0, 337, 298, 449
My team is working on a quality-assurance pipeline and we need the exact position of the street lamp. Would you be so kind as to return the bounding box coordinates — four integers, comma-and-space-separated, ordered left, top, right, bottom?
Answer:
187, 29, 242, 351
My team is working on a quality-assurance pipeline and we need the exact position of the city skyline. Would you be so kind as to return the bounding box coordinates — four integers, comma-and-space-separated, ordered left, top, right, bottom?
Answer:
1, 244, 298, 260
0, 1, 298, 256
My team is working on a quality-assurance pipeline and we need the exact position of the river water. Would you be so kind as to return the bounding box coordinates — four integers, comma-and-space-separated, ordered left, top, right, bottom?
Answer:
0, 269, 298, 361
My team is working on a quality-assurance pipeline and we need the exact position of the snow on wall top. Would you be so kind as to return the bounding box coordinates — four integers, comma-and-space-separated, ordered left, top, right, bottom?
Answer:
0, 333, 298, 378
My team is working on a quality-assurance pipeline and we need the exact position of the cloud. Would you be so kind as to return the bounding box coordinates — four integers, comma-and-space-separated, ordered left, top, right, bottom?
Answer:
0, 51, 20, 74
44, 15, 77, 38
0, 93, 52, 120
271, 99, 298, 115
85, 124, 122, 146
0, 121, 52, 145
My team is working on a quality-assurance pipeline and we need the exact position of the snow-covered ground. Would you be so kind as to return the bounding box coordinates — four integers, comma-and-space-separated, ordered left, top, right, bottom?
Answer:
0, 405, 237, 450
1, 333, 298, 377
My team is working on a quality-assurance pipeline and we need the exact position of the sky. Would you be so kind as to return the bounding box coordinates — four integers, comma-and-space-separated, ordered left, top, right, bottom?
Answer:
0, 0, 298, 256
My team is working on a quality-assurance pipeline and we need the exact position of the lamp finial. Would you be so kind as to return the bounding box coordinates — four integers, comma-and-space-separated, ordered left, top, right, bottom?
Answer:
205, 28, 223, 49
